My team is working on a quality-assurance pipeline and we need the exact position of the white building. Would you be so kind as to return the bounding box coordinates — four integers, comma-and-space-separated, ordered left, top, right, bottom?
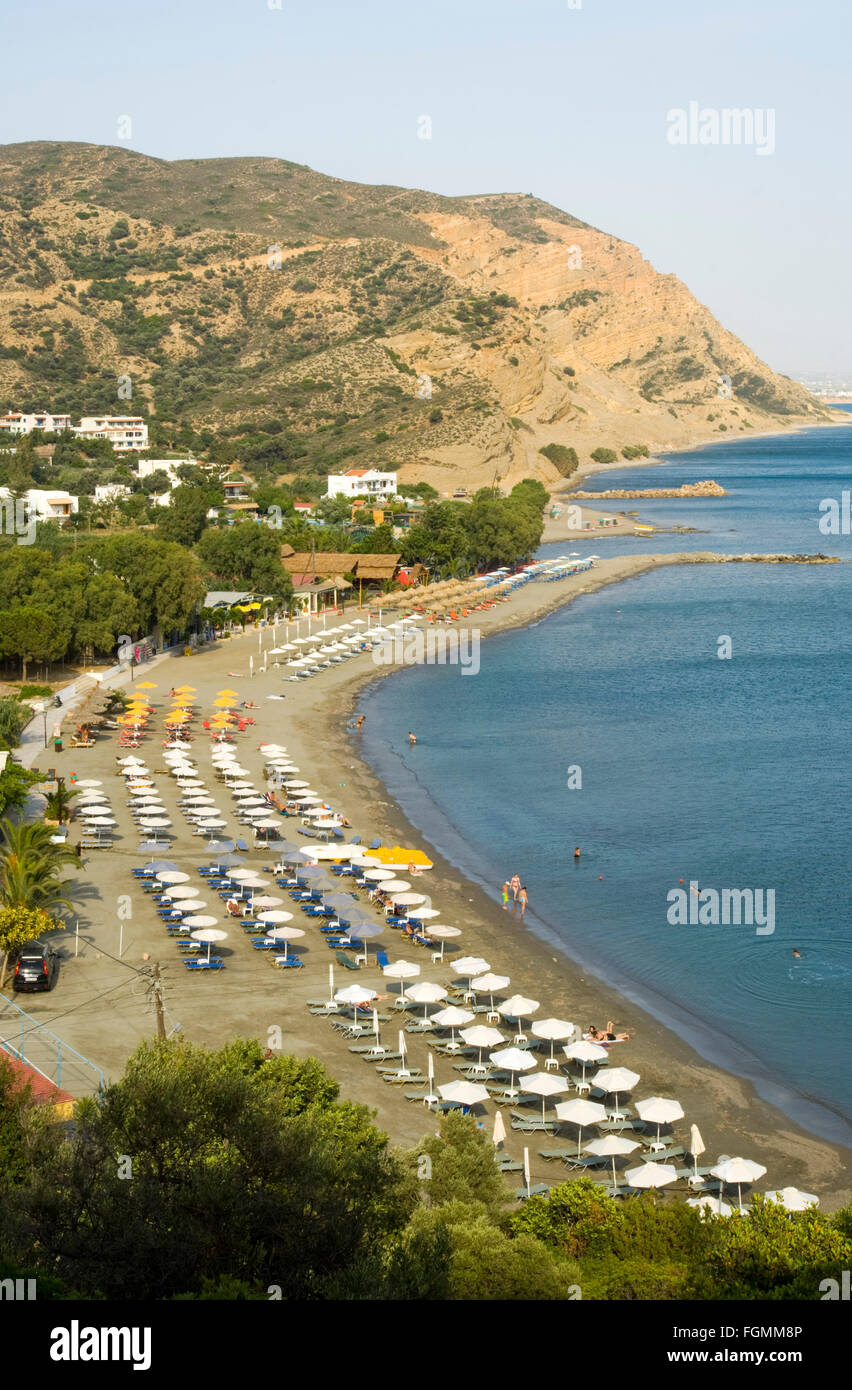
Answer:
94, 484, 132, 504
0, 487, 79, 522
0, 411, 72, 437
326, 468, 398, 501
136, 458, 194, 487
74, 415, 148, 452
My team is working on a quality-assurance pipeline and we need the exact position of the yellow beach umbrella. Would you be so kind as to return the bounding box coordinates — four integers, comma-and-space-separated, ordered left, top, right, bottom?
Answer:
174, 685, 196, 694
213, 697, 235, 708
136, 681, 158, 690
370, 847, 434, 869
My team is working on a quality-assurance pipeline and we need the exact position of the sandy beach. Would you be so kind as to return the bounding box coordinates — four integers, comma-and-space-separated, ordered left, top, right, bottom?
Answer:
17, 547, 851, 1212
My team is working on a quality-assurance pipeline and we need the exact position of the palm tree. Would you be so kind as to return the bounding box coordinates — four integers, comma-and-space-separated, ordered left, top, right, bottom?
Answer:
0, 819, 78, 916
44, 779, 78, 825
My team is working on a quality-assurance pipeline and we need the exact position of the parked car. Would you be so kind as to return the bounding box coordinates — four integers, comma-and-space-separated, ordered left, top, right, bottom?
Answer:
12, 940, 60, 993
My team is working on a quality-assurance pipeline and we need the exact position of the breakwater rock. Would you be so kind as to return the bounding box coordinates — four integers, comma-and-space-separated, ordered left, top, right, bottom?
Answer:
572, 480, 727, 499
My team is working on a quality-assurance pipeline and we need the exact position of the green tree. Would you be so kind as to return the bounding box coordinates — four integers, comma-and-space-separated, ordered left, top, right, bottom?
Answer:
0, 905, 59, 990
0, 607, 68, 680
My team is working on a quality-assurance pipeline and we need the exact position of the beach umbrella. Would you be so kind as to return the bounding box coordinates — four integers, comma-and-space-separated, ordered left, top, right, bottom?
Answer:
710, 1157, 768, 1211
74, 779, 102, 788
404, 906, 441, 920
251, 895, 284, 911
157, 871, 190, 885
205, 839, 237, 856
497, 994, 541, 1038
563, 1040, 609, 1085
377, 878, 411, 893
424, 1052, 438, 1106
164, 885, 202, 900
626, 1161, 679, 1192
459, 1023, 504, 1068
424, 924, 462, 961
142, 860, 179, 874
489, 1045, 537, 1096
437, 1080, 490, 1109
343, 921, 384, 963
257, 909, 294, 925
334, 984, 377, 1009
689, 1124, 707, 1184
263, 925, 305, 960
389, 892, 426, 907
761, 1187, 818, 1212
492, 1111, 507, 1147
188, 925, 227, 962
431, 1005, 474, 1048
687, 1195, 735, 1218
323, 893, 359, 911
531, 1017, 576, 1065
383, 959, 421, 1002
453, 956, 491, 978
403, 980, 447, 1019
520, 1071, 569, 1122
592, 1066, 640, 1118
470, 972, 511, 1014
554, 1097, 608, 1158
84, 817, 116, 827
635, 1096, 685, 1147
585, 1134, 640, 1194
170, 899, 207, 914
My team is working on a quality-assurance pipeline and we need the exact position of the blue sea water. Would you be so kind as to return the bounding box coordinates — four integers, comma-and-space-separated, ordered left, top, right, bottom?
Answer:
360, 419, 852, 1145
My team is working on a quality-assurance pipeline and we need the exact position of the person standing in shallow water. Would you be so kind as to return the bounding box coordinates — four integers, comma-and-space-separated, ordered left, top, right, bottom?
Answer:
518, 885, 528, 917
501, 880, 510, 910
510, 873, 521, 903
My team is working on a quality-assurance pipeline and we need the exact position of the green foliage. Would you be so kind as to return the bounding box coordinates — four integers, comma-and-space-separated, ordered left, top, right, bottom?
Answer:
198, 523, 293, 600
512, 1179, 625, 1259
539, 443, 579, 476
590, 447, 618, 464
0, 698, 28, 748
409, 1112, 508, 1215
622, 444, 650, 459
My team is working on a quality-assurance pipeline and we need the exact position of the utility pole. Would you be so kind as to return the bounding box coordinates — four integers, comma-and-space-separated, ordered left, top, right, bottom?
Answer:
151, 962, 166, 1041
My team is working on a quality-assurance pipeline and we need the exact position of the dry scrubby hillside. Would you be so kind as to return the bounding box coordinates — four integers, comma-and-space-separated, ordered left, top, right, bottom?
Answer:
0, 141, 831, 491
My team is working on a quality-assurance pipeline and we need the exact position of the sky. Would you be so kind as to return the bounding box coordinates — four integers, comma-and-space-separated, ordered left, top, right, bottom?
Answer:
2, 0, 849, 376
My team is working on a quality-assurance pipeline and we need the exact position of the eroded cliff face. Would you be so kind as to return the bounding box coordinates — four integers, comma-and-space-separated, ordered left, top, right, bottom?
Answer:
0, 144, 832, 492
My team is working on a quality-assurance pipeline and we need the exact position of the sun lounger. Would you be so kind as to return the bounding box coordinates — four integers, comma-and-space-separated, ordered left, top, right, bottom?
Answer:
511, 1119, 558, 1134
335, 950, 360, 971
513, 1183, 551, 1200
381, 1070, 425, 1085
272, 956, 303, 969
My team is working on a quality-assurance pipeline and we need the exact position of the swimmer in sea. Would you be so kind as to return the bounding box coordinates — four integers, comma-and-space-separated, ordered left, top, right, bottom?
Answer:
792, 948, 802, 959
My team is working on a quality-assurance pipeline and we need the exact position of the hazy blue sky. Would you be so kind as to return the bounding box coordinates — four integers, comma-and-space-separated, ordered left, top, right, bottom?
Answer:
3, 0, 848, 375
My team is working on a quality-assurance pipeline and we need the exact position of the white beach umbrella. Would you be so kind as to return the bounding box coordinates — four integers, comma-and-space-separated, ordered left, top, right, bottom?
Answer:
710, 1157, 768, 1211
585, 1134, 640, 1194
563, 1039, 609, 1085
520, 1071, 569, 1122
492, 1111, 507, 1147
454, 956, 491, 977
635, 1096, 685, 1147
189, 926, 228, 962
437, 1080, 490, 1108
689, 1124, 707, 1184
531, 1017, 576, 1065
382, 959, 421, 1000
252, 896, 284, 911
157, 871, 190, 885
378, 879, 411, 893
592, 1066, 640, 1118
404, 906, 441, 920
258, 910, 294, 925
389, 892, 426, 907
459, 1023, 505, 1067
489, 1045, 537, 1097
555, 1097, 608, 1157
626, 1161, 679, 1191
402, 980, 447, 1019
424, 924, 462, 961
335, 984, 377, 1008
164, 885, 202, 900
183, 916, 219, 929
687, 1195, 735, 1218
364, 868, 397, 882
470, 972, 511, 1014
263, 925, 305, 960
431, 1004, 474, 1048
761, 1187, 818, 1212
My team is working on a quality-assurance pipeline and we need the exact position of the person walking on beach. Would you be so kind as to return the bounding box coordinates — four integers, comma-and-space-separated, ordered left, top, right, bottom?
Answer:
501, 880, 511, 910
518, 885, 528, 917
510, 873, 521, 903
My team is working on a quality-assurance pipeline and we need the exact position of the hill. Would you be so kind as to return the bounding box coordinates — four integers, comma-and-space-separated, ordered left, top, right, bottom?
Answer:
0, 140, 833, 491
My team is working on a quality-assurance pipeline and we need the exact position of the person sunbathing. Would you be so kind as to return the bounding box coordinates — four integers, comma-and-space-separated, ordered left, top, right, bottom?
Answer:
586, 1022, 630, 1043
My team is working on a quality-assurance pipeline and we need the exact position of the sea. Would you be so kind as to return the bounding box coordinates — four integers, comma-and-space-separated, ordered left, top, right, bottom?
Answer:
359, 416, 852, 1146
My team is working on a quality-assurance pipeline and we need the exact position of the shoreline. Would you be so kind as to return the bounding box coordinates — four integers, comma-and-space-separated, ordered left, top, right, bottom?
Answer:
278, 551, 852, 1203
31, 547, 852, 1206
